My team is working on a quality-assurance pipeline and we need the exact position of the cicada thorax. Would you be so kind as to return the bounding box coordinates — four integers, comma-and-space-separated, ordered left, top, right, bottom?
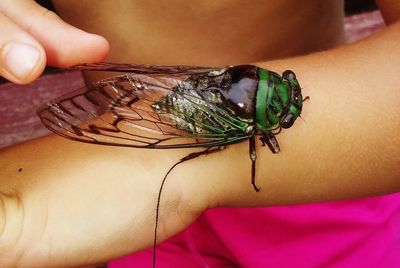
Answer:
215, 65, 259, 122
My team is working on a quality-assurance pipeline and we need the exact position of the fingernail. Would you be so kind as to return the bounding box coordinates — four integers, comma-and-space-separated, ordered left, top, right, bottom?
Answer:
2, 42, 40, 80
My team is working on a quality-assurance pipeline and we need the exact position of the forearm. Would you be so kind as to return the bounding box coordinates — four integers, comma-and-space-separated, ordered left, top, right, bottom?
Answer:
0, 136, 198, 267
377, 0, 400, 24
205, 21, 400, 207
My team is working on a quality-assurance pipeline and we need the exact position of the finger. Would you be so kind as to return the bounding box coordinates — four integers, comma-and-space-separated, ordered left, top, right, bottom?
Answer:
0, 12, 46, 84
0, 0, 109, 67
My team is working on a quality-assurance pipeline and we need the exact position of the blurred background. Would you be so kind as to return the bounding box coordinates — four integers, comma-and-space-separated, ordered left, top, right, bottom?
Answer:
0, 1, 386, 148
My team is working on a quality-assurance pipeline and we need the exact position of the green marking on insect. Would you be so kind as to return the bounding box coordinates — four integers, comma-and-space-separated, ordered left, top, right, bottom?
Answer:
255, 68, 271, 131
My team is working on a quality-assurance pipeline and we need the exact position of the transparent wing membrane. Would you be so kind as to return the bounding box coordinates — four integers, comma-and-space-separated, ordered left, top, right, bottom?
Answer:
38, 64, 250, 148
70, 62, 221, 76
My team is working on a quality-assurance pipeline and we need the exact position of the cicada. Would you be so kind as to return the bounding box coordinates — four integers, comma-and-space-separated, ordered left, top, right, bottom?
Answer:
37, 63, 306, 267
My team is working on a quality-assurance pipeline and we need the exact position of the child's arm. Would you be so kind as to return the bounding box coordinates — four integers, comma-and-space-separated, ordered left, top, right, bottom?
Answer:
1, 6, 399, 268
377, 0, 400, 24
217, 19, 400, 207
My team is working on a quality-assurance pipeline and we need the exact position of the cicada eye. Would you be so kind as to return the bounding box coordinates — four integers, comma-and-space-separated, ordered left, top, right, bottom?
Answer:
283, 70, 296, 80
281, 113, 295, 128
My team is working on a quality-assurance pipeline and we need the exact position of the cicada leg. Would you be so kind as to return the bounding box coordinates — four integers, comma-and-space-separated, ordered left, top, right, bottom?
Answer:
260, 132, 280, 154
153, 146, 225, 268
249, 136, 261, 192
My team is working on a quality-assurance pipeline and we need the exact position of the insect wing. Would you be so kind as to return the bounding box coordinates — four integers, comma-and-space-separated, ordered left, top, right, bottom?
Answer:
38, 72, 250, 148
70, 62, 223, 76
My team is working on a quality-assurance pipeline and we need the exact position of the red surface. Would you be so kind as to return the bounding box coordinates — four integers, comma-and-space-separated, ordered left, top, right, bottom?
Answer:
344, 10, 385, 42
0, 71, 84, 148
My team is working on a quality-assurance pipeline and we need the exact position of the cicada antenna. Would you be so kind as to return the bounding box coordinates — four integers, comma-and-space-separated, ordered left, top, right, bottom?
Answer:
299, 95, 309, 123
153, 146, 224, 268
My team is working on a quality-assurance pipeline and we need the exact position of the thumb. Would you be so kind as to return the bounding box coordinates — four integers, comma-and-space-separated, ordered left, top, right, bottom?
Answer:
0, 0, 109, 68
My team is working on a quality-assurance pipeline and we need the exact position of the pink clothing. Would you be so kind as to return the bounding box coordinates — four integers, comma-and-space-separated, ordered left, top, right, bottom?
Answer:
109, 193, 400, 267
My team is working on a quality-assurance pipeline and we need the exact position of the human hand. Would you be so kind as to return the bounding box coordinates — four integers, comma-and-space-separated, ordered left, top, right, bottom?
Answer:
0, 0, 109, 84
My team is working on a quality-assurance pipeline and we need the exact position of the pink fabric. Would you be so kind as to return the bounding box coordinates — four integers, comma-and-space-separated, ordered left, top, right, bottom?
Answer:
109, 193, 400, 267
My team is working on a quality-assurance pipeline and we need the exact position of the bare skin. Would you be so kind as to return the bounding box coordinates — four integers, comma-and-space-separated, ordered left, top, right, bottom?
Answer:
0, 0, 399, 267
53, 0, 345, 66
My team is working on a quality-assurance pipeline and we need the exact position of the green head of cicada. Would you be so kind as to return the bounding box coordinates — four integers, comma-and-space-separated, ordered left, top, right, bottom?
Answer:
280, 70, 303, 128
256, 68, 303, 132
